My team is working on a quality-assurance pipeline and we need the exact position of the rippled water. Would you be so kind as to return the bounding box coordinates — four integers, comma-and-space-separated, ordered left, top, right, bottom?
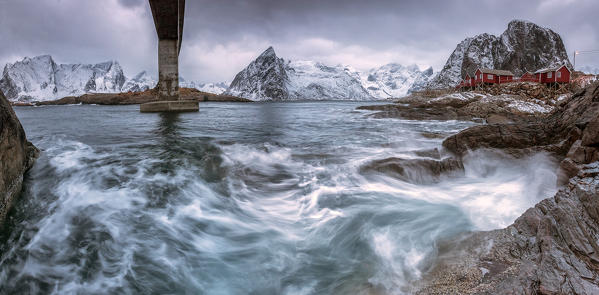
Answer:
2, 102, 557, 294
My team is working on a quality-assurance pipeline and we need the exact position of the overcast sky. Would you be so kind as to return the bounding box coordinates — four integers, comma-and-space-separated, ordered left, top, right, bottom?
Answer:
0, 0, 598, 83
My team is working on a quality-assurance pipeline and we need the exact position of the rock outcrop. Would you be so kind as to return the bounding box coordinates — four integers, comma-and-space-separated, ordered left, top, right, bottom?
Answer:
358, 91, 554, 124
416, 81, 599, 294
415, 164, 599, 294
442, 82, 599, 181
361, 156, 464, 184
0, 90, 38, 226
429, 20, 572, 89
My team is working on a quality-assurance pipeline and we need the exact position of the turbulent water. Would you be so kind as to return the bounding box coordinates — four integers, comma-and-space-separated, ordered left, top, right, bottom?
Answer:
2, 102, 557, 294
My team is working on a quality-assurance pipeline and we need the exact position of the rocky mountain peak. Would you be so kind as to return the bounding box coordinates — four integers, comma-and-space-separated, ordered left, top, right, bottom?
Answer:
429, 20, 572, 89
226, 46, 289, 100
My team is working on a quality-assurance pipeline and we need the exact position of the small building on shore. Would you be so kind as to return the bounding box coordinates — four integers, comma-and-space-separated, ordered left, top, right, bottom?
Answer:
520, 71, 538, 82
535, 65, 571, 84
474, 68, 515, 85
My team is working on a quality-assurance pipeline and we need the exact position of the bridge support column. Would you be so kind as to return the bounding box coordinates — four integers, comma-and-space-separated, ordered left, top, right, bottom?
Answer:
140, 0, 198, 113
157, 39, 179, 101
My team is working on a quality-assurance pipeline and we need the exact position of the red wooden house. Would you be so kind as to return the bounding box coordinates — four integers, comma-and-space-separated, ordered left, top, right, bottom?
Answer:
534, 65, 571, 84
474, 68, 515, 85
520, 72, 538, 82
464, 73, 472, 87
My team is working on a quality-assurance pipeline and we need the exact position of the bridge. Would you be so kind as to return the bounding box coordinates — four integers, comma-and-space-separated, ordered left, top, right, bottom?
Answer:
140, 0, 198, 112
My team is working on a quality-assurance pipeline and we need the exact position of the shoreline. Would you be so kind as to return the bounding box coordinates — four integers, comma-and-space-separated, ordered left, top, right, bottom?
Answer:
9, 87, 253, 106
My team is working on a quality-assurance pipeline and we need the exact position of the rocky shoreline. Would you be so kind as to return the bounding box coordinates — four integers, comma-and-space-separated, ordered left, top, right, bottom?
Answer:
10, 87, 251, 106
0, 91, 38, 227
360, 82, 599, 293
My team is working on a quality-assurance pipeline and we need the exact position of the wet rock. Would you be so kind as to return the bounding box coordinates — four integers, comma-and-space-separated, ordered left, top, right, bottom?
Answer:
412, 148, 441, 159
0, 90, 38, 226
358, 104, 466, 121
485, 114, 510, 124
415, 166, 599, 294
360, 156, 464, 184
442, 124, 554, 157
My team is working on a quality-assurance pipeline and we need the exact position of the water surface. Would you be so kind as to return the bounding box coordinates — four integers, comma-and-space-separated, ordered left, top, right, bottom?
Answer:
1, 102, 557, 294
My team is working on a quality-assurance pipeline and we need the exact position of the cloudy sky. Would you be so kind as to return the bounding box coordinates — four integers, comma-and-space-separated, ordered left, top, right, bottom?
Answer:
0, 0, 598, 83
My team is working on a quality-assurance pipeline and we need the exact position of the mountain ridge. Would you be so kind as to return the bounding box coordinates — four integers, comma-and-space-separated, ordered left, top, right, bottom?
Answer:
0, 55, 228, 102
226, 47, 433, 101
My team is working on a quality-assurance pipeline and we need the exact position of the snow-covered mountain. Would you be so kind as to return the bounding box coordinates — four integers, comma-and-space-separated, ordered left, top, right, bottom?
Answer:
429, 20, 572, 88
226, 47, 432, 101
0, 55, 229, 101
360, 63, 433, 98
179, 78, 228, 94
0, 55, 127, 101
122, 70, 156, 93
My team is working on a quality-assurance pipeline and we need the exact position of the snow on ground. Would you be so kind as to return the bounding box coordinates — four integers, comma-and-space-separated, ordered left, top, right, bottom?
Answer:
431, 92, 487, 102
506, 100, 554, 114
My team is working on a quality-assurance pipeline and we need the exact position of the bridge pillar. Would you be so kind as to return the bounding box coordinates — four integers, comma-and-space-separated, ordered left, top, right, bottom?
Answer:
158, 39, 179, 100
141, 0, 198, 113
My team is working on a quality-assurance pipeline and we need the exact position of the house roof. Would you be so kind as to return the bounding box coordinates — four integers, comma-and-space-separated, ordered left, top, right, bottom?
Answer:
534, 65, 571, 74
477, 68, 515, 76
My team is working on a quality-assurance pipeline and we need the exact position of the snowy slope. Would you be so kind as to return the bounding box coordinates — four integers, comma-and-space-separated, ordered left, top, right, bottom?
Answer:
285, 60, 373, 100
429, 20, 572, 89
227, 47, 432, 101
180, 78, 228, 94
361, 63, 434, 98
122, 71, 156, 93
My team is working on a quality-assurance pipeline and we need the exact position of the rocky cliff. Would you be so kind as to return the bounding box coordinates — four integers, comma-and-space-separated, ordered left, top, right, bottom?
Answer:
429, 20, 572, 89
0, 90, 38, 226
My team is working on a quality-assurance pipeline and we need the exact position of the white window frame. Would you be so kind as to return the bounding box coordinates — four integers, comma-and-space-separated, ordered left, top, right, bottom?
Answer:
548, 72, 552, 78
557, 71, 561, 78
487, 74, 493, 79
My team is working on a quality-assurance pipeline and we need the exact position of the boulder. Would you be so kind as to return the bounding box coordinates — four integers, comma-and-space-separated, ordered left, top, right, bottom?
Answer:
360, 156, 464, 184
0, 90, 38, 226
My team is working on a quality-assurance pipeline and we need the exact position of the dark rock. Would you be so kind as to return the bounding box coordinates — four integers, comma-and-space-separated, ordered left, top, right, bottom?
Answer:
412, 148, 442, 159
582, 115, 599, 147
415, 168, 599, 294
360, 157, 464, 184
0, 90, 38, 225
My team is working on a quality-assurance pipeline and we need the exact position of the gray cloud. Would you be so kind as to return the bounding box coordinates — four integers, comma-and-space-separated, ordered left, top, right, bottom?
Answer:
0, 0, 598, 83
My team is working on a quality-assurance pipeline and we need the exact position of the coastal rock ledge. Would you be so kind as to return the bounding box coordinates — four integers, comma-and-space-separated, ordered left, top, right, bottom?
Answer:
415, 82, 599, 294
415, 164, 599, 294
0, 90, 38, 226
